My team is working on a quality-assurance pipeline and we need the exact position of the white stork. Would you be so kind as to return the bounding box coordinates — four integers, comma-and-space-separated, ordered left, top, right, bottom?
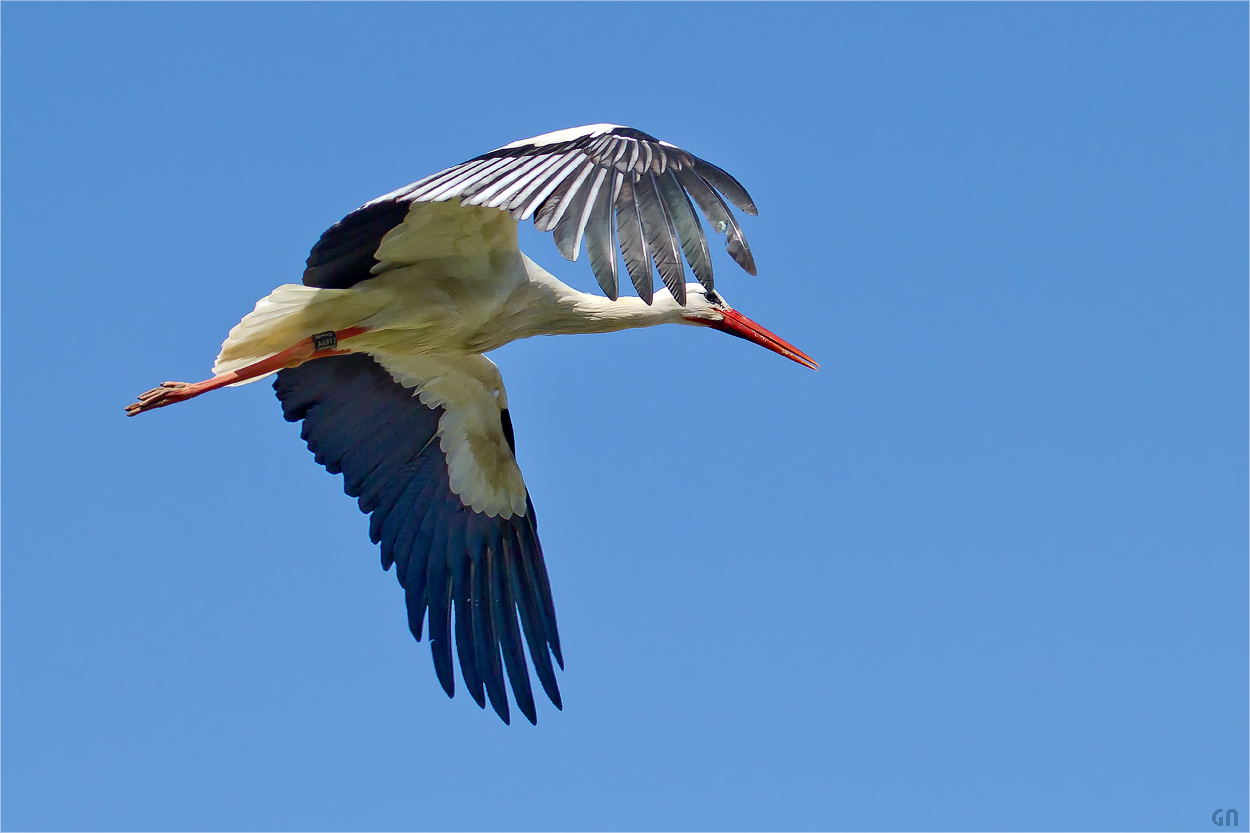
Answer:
126, 124, 818, 724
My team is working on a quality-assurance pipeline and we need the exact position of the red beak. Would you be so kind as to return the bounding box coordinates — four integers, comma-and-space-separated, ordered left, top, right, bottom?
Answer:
706, 308, 820, 370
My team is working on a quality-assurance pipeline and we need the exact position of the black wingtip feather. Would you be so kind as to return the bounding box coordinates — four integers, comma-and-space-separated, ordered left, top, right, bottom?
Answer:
615, 176, 654, 304
480, 553, 511, 723
491, 542, 537, 725
425, 511, 455, 698
691, 158, 758, 216
504, 524, 562, 710
635, 172, 686, 305
471, 550, 510, 723
406, 579, 428, 643
449, 511, 486, 709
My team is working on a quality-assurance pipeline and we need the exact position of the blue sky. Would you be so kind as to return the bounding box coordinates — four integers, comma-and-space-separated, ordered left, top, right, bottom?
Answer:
3, 3, 1246, 831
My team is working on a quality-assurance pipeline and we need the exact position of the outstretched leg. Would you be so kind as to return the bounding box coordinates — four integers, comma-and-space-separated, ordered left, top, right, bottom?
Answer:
125, 327, 368, 416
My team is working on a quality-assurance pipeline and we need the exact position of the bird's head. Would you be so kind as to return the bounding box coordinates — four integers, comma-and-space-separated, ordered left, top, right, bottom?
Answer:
678, 283, 819, 370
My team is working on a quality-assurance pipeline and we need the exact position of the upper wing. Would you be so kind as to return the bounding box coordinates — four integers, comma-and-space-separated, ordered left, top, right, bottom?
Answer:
274, 352, 562, 725
304, 124, 757, 306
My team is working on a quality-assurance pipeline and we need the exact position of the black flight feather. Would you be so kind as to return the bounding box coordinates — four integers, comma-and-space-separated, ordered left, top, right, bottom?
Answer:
634, 172, 686, 304
614, 175, 654, 304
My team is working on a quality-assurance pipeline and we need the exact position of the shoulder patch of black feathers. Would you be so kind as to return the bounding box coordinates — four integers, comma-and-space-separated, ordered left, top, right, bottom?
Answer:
303, 199, 411, 289
500, 408, 516, 455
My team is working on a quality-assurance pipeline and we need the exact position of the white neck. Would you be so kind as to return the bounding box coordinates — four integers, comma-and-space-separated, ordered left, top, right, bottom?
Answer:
492, 257, 694, 344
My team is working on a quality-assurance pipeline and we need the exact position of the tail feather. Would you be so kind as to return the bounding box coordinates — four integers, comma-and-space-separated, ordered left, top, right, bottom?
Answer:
213, 284, 367, 380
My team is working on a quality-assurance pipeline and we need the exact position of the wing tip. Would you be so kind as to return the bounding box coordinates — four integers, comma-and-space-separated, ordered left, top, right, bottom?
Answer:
519, 702, 539, 725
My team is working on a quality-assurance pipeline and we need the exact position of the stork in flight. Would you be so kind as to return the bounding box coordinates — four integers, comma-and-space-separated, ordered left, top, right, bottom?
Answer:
126, 124, 818, 725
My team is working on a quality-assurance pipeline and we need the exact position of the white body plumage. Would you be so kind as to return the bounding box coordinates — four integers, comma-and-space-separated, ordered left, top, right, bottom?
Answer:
212, 201, 722, 519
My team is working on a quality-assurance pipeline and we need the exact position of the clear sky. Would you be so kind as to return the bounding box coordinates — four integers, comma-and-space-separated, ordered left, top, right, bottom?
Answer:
3, 3, 1246, 831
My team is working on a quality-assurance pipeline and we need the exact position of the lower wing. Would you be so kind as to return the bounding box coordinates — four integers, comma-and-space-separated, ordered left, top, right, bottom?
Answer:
274, 352, 562, 725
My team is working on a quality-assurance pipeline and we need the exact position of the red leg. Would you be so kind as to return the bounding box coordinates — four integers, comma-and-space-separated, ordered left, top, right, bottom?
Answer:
125, 326, 368, 416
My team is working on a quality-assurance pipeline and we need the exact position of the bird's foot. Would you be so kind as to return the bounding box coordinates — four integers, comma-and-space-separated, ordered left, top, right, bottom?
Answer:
125, 381, 206, 416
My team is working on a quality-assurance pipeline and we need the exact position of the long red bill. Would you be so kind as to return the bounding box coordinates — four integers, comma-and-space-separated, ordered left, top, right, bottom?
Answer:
707, 308, 820, 370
